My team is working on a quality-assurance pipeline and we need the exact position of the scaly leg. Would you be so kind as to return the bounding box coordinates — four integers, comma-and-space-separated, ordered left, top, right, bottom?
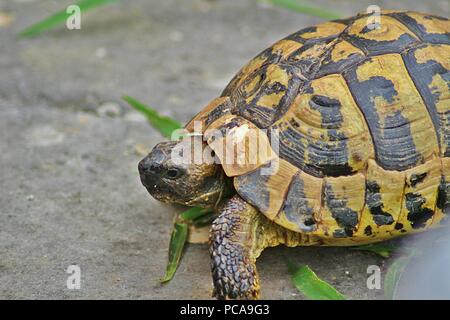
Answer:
209, 195, 319, 299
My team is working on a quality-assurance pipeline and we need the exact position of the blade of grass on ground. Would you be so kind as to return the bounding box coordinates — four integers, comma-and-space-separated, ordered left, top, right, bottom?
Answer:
288, 262, 346, 300
123, 96, 182, 138
161, 207, 213, 283
192, 211, 217, 228
160, 221, 188, 283
180, 207, 212, 221
384, 254, 413, 299
260, 0, 342, 20
351, 243, 399, 258
18, 0, 118, 38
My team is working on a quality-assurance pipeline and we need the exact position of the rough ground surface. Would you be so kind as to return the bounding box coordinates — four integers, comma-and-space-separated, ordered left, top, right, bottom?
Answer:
0, 0, 448, 299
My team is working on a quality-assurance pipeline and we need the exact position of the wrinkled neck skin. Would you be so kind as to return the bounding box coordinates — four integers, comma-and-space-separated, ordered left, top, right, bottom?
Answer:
186, 174, 235, 210
215, 177, 235, 209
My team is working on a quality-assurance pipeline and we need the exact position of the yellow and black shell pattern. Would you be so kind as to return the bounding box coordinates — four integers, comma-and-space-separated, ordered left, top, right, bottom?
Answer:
194, 11, 450, 245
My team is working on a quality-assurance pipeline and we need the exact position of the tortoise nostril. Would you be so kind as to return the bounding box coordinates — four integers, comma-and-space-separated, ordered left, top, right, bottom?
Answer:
139, 154, 166, 176
139, 158, 155, 174
149, 164, 159, 173
150, 149, 166, 165
140, 149, 167, 173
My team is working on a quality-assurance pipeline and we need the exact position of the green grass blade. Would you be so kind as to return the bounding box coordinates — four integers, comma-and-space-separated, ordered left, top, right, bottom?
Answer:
160, 221, 188, 283
18, 0, 118, 38
351, 243, 399, 258
161, 207, 213, 283
288, 263, 346, 300
384, 254, 412, 299
192, 211, 217, 228
180, 207, 212, 221
260, 0, 342, 20
123, 96, 183, 139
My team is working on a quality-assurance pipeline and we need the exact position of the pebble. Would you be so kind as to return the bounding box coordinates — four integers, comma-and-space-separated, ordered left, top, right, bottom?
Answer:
95, 47, 107, 59
26, 126, 65, 147
134, 143, 150, 156
124, 111, 147, 123
169, 31, 184, 42
97, 102, 121, 117
0, 12, 14, 27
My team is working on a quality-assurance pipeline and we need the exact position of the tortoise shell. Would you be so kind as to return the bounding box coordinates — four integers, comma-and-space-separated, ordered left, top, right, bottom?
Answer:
186, 11, 450, 244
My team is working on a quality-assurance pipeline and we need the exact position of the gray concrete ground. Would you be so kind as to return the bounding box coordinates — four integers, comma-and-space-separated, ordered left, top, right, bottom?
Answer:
0, 0, 448, 299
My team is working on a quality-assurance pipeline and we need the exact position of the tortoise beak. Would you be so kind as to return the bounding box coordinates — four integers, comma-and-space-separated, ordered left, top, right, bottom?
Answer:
138, 148, 169, 196
138, 142, 185, 203
138, 140, 177, 183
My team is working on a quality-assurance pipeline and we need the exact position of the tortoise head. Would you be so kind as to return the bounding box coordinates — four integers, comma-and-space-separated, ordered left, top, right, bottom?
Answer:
138, 135, 228, 208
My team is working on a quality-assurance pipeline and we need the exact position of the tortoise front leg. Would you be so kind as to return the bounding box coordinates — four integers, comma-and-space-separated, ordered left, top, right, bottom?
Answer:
209, 195, 318, 299
209, 195, 261, 299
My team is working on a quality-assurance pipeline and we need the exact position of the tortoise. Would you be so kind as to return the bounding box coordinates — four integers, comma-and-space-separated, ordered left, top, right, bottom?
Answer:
138, 10, 450, 299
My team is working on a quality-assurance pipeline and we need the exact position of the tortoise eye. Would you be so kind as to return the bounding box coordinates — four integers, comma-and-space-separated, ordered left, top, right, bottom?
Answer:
166, 168, 182, 179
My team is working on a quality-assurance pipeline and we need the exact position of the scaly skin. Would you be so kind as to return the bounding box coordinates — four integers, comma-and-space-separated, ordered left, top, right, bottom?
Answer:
210, 195, 322, 299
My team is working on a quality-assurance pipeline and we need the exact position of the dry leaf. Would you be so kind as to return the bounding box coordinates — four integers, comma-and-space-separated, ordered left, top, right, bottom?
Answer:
134, 143, 150, 156
187, 224, 210, 244
0, 12, 14, 27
